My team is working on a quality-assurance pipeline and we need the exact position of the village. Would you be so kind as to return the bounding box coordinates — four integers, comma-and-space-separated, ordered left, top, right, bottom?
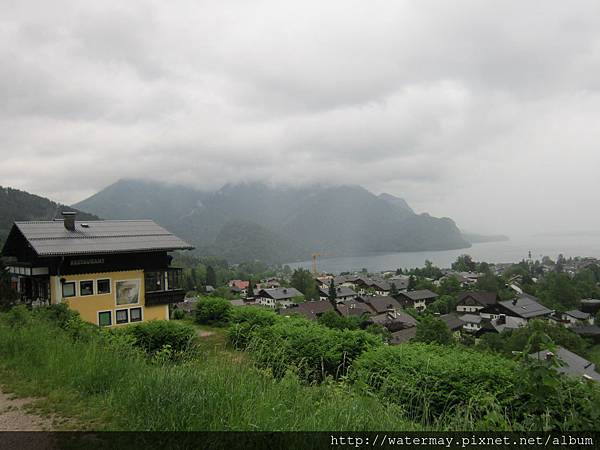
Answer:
175, 255, 600, 382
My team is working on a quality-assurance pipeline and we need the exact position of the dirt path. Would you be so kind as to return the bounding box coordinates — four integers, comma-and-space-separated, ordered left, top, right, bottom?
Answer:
0, 388, 53, 431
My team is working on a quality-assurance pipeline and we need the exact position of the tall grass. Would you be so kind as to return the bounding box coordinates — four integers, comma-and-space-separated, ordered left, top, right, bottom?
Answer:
0, 313, 417, 431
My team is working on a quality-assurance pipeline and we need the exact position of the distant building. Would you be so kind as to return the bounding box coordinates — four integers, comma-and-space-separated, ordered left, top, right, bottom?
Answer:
282, 300, 333, 321
335, 300, 373, 318
318, 285, 357, 302
357, 295, 402, 314
456, 291, 498, 313
369, 310, 417, 332
256, 287, 302, 309
397, 289, 438, 311
497, 294, 553, 326
561, 310, 594, 328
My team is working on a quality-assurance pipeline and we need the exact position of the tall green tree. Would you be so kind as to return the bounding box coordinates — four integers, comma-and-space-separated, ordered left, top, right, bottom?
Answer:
328, 279, 337, 307
408, 275, 417, 291
206, 265, 217, 288
438, 276, 461, 296
389, 282, 398, 297
247, 279, 254, 299
291, 268, 318, 300
414, 316, 453, 345
452, 255, 476, 272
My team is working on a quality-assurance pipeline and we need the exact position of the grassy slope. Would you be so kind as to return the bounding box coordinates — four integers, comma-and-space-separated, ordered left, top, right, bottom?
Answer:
0, 317, 419, 431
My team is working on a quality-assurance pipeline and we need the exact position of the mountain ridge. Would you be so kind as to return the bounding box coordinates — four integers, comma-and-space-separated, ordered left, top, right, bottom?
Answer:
74, 179, 472, 263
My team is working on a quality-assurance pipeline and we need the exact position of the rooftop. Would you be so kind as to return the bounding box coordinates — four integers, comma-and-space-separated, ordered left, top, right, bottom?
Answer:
400, 289, 438, 301
258, 287, 303, 300
530, 347, 600, 382
4, 219, 193, 257
564, 310, 591, 320
457, 291, 498, 306
499, 294, 552, 319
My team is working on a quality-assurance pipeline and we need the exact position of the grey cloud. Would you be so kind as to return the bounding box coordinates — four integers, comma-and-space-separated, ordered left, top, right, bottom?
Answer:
1, 0, 600, 236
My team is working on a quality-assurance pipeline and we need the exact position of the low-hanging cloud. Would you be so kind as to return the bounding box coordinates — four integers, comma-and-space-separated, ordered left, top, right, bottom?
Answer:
1, 0, 600, 236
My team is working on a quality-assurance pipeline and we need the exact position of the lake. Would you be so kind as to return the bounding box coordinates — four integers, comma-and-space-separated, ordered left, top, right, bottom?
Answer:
286, 236, 600, 274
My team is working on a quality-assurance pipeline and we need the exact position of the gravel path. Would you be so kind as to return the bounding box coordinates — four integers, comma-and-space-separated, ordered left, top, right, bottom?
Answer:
0, 388, 53, 431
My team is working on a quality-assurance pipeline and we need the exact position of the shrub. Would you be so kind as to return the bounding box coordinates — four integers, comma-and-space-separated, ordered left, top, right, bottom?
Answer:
414, 315, 453, 345
228, 306, 278, 349
117, 320, 196, 355
351, 343, 518, 422
194, 297, 232, 326
171, 308, 186, 320
245, 316, 381, 382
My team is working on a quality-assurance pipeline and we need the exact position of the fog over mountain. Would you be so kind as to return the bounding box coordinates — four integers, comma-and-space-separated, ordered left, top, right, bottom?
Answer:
2, 1, 600, 237
74, 179, 471, 263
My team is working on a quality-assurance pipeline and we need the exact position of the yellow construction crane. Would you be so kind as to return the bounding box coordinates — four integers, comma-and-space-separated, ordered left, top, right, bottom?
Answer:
311, 252, 332, 275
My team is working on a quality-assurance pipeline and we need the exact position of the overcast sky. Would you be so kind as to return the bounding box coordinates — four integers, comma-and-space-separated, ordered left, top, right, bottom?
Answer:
1, 1, 600, 236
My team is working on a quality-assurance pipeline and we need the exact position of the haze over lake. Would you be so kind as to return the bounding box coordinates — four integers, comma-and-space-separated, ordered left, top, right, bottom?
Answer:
288, 235, 600, 274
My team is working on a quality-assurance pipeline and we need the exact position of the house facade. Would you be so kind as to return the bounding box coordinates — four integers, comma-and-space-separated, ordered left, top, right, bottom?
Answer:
1, 213, 193, 326
397, 289, 438, 311
256, 287, 302, 308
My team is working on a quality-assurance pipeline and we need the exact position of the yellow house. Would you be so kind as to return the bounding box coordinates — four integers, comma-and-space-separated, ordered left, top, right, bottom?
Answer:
1, 212, 193, 326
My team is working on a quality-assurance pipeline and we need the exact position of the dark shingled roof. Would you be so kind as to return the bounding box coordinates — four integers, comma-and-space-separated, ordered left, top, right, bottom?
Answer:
457, 291, 498, 306
390, 327, 417, 345
336, 301, 372, 317
564, 310, 590, 320
318, 285, 357, 299
572, 325, 600, 336
258, 287, 303, 300
7, 220, 193, 256
359, 295, 402, 314
530, 347, 600, 381
399, 289, 438, 301
499, 294, 552, 319
439, 313, 464, 330
370, 311, 417, 328
286, 300, 334, 321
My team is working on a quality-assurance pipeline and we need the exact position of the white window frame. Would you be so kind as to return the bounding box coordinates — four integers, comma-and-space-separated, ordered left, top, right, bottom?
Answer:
129, 306, 143, 323
79, 280, 95, 296
96, 278, 112, 296
115, 308, 129, 325
62, 281, 76, 298
97, 310, 113, 327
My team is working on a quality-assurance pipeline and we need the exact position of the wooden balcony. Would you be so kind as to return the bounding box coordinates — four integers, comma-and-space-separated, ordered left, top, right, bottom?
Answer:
145, 288, 186, 306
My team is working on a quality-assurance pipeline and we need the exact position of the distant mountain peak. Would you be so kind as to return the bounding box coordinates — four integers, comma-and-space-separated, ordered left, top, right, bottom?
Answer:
378, 193, 414, 214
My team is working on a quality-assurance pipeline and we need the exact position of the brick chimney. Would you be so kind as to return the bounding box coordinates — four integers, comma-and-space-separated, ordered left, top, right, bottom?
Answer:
62, 211, 76, 231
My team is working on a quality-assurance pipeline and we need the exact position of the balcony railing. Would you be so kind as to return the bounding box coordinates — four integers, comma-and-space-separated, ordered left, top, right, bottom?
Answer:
145, 289, 186, 306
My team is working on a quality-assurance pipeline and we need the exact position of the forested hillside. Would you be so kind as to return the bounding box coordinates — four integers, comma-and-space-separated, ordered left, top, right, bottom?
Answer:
0, 186, 98, 246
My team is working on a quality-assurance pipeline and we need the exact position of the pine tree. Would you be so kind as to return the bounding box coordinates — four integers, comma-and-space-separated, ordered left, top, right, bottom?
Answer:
390, 282, 398, 297
247, 279, 254, 299
328, 279, 337, 307
408, 275, 417, 291
206, 265, 217, 288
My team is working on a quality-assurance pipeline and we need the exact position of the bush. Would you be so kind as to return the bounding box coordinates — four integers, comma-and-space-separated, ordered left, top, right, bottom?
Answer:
351, 343, 518, 422
414, 315, 453, 345
117, 320, 196, 355
194, 297, 232, 326
244, 316, 381, 382
228, 306, 278, 349
171, 308, 186, 320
